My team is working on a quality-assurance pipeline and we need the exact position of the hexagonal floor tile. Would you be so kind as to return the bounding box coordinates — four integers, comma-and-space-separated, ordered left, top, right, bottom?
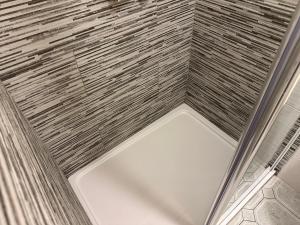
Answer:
274, 179, 300, 217
255, 199, 300, 225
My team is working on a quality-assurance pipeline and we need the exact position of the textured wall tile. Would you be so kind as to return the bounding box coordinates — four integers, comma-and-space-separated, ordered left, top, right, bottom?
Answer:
268, 116, 300, 171
0, 0, 88, 77
0, 83, 92, 225
256, 62, 300, 172
187, 0, 297, 139
255, 105, 300, 165
1, 0, 196, 176
73, 0, 159, 96
1, 50, 104, 174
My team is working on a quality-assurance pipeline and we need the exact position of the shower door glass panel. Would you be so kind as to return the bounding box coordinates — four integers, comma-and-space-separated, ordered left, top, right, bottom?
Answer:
225, 72, 300, 212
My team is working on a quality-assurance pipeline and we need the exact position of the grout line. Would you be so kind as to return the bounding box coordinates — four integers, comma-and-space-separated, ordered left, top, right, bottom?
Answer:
271, 125, 300, 171
217, 168, 275, 225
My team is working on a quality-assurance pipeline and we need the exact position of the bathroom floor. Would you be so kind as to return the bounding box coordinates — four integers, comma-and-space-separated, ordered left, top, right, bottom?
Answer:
228, 176, 300, 225
227, 160, 265, 209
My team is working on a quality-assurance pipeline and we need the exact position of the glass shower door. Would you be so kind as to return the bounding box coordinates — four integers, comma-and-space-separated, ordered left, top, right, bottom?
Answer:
219, 77, 300, 224
205, 2, 300, 224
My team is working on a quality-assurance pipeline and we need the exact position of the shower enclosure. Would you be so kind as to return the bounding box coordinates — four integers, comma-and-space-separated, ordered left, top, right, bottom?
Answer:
207, 3, 300, 225
68, 3, 300, 223
1, 1, 300, 225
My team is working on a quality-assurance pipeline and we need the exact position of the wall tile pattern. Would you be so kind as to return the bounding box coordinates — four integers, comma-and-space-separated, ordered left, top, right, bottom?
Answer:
255, 105, 300, 166
0, 0, 195, 176
0, 84, 92, 225
268, 116, 300, 171
267, 76, 300, 170
261, 75, 300, 171
1, 0, 298, 177
187, 0, 297, 139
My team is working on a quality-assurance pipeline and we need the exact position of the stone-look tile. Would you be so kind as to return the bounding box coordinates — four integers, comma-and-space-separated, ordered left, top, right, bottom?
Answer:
228, 210, 258, 225
186, 0, 297, 140
274, 179, 300, 217
279, 147, 300, 192
246, 160, 263, 173
228, 176, 300, 225
226, 159, 265, 209
242, 209, 255, 222
228, 211, 243, 225
235, 182, 253, 200
264, 176, 279, 189
243, 166, 265, 182
263, 188, 275, 199
0, 83, 92, 225
244, 191, 264, 210
255, 199, 300, 225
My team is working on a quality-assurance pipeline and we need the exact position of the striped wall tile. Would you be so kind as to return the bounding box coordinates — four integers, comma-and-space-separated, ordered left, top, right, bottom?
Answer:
255, 104, 300, 165
268, 116, 300, 171
187, 0, 297, 140
0, 0, 196, 176
0, 83, 92, 225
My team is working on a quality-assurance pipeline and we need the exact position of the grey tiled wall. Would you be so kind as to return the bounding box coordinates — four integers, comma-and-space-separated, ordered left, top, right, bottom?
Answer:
187, 0, 297, 140
252, 68, 300, 170
2, 1, 300, 225
1, 0, 298, 178
0, 83, 92, 225
0, 0, 195, 176
269, 116, 300, 170
266, 78, 300, 171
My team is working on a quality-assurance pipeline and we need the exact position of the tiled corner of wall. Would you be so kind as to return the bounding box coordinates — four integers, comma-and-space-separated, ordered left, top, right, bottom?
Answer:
0, 0, 196, 176
187, 0, 297, 140
1, 0, 298, 176
255, 105, 300, 165
0, 83, 92, 225
268, 115, 300, 170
